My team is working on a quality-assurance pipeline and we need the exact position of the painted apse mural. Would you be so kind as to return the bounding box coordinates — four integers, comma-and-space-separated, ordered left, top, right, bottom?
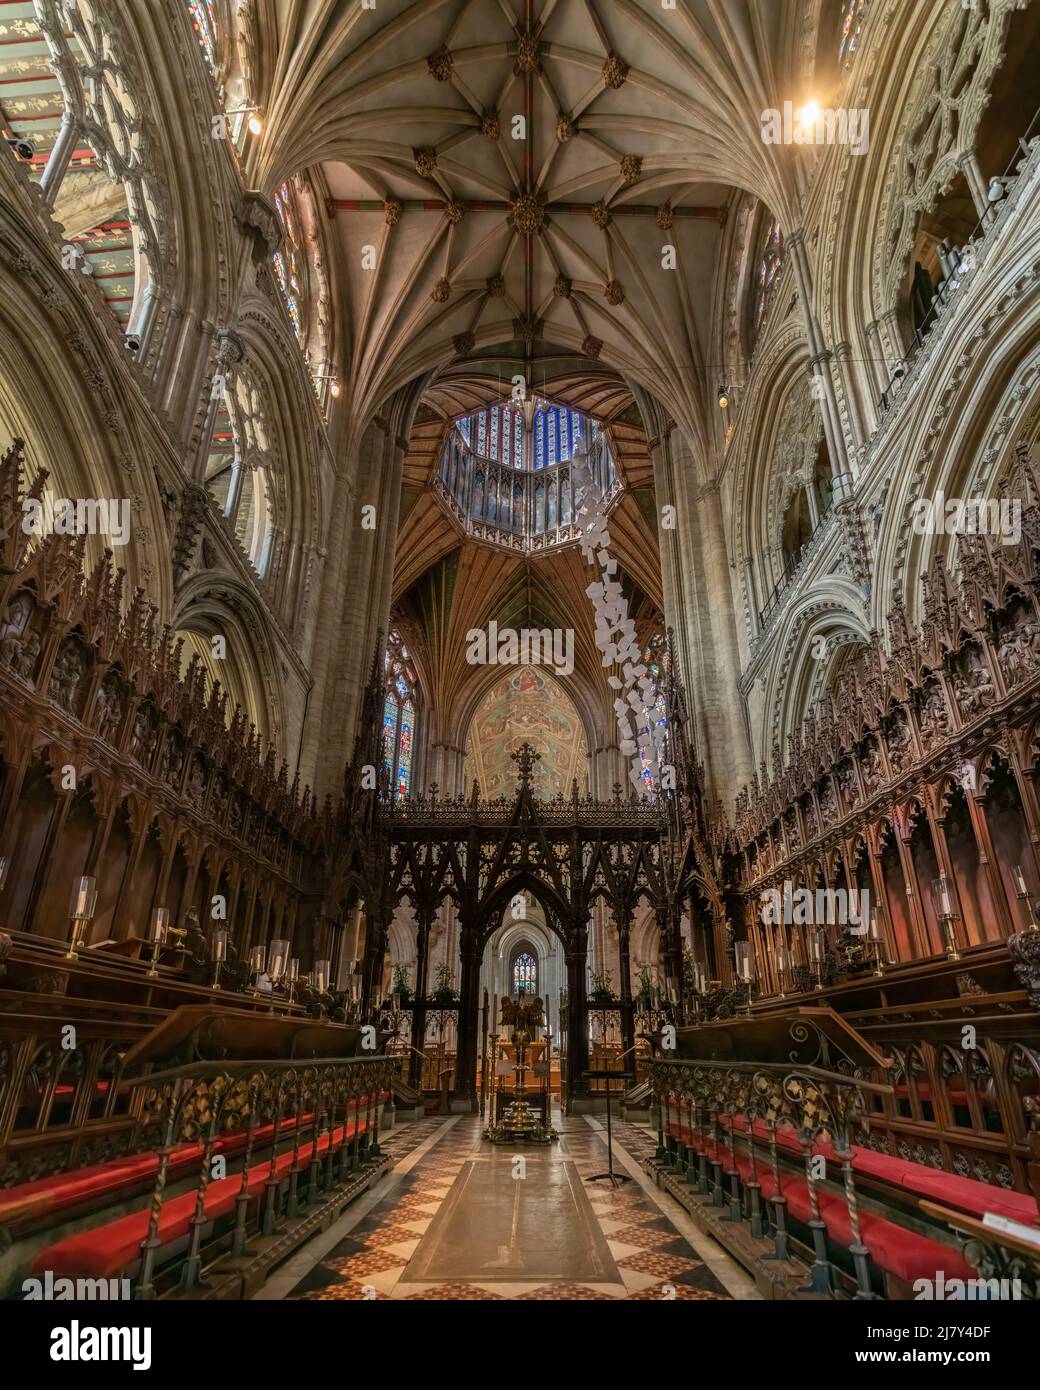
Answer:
465, 668, 588, 800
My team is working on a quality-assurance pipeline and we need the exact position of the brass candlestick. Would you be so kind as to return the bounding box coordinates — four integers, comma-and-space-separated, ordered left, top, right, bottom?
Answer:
147, 907, 169, 978
932, 875, 961, 960
869, 909, 885, 977
66, 875, 97, 961
809, 927, 826, 990
210, 927, 227, 989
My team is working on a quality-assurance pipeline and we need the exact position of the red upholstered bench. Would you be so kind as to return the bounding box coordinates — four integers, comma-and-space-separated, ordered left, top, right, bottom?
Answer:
0, 1144, 207, 1231
32, 1116, 367, 1281
723, 1153, 976, 1284
725, 1116, 1040, 1228
668, 1112, 994, 1285
0, 1109, 334, 1235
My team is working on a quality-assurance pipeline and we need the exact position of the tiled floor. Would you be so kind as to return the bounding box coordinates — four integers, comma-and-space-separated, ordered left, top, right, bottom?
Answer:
280, 1110, 747, 1301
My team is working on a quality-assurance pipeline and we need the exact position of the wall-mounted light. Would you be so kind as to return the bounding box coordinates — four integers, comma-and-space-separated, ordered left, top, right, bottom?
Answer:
225, 106, 264, 136
313, 368, 341, 399
717, 385, 731, 409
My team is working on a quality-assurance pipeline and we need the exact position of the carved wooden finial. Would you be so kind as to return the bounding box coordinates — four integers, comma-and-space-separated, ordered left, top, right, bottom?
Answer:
511, 741, 541, 786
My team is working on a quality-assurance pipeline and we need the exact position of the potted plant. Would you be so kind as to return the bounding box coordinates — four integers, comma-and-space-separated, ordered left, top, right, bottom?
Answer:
590, 969, 615, 1004
430, 962, 460, 1005
635, 962, 655, 1011
390, 962, 412, 1006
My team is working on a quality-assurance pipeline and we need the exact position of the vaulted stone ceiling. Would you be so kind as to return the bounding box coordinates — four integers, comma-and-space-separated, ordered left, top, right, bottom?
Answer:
259, 0, 807, 440
255, 0, 809, 750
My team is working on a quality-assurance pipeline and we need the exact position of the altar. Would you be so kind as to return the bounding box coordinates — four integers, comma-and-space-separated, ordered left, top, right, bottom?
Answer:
485, 995, 557, 1143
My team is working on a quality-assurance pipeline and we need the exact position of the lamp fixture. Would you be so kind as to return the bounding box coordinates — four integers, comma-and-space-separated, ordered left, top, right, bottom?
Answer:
225, 105, 264, 136
313, 368, 341, 398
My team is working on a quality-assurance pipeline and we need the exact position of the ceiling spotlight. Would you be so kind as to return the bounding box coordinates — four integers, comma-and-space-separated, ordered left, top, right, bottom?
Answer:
797, 101, 819, 128
717, 386, 730, 409
987, 176, 1005, 203
247, 113, 264, 137
329, 380, 341, 398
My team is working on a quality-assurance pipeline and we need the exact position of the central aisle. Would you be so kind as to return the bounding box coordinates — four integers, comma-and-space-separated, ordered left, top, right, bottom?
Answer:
274, 1114, 752, 1301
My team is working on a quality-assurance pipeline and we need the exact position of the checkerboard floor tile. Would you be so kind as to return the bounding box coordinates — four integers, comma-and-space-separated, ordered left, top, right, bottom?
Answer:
286, 1112, 733, 1302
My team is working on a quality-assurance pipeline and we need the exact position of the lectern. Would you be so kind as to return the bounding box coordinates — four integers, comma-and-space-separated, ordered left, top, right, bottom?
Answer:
582, 1069, 635, 1186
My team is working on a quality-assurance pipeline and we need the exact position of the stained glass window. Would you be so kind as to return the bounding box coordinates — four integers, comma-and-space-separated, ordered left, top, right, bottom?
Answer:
753, 217, 784, 336
382, 694, 398, 780
397, 699, 414, 797
273, 182, 304, 343
382, 632, 419, 799
839, 0, 867, 67
513, 951, 537, 996
188, 1, 217, 74
444, 397, 611, 546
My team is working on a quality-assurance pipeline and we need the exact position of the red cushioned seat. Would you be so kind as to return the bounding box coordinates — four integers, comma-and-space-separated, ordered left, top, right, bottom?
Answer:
33, 1119, 364, 1280
739, 1158, 975, 1283
894, 1166, 1040, 1226
0, 1144, 207, 1228
0, 1113, 323, 1232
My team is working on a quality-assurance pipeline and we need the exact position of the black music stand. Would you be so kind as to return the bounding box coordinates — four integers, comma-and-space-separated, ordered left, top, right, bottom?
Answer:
583, 1069, 635, 1186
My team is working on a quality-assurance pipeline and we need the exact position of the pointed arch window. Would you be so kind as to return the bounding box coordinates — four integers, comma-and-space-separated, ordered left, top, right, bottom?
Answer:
753, 218, 784, 336
512, 950, 537, 996
839, 0, 868, 67
273, 182, 305, 343
203, 370, 277, 576
382, 632, 418, 798
187, 1, 218, 74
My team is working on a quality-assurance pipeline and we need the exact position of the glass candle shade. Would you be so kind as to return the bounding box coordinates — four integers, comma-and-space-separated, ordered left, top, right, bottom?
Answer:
150, 907, 169, 944
249, 945, 264, 975
71, 875, 97, 921
931, 874, 954, 919
211, 928, 228, 963
314, 959, 330, 994
267, 938, 289, 982
288, 958, 300, 982
734, 941, 756, 982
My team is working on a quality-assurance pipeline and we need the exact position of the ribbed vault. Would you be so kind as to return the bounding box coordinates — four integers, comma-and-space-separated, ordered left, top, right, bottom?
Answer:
253, 0, 808, 439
